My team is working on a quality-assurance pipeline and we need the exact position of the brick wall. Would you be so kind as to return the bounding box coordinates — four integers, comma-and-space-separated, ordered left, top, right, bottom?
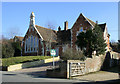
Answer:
71, 14, 92, 50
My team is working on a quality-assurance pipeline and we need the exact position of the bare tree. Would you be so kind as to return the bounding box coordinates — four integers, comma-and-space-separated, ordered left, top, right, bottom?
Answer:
8, 27, 23, 39
45, 22, 56, 56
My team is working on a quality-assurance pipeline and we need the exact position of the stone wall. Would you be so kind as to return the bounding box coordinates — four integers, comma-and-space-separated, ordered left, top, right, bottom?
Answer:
67, 55, 105, 78
46, 52, 120, 78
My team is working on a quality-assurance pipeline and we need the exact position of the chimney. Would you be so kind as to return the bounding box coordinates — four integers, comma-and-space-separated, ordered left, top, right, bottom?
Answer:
64, 21, 68, 30
58, 26, 61, 31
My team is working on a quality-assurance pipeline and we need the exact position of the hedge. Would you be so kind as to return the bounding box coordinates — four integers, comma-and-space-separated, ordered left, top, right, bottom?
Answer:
2, 56, 52, 67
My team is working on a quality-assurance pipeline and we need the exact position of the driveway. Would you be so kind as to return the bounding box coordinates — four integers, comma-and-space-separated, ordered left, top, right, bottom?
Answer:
10, 61, 59, 78
2, 61, 88, 82
72, 66, 120, 82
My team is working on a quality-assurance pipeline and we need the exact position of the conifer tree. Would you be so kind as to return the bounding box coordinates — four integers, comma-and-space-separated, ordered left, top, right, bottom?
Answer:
76, 24, 107, 56
93, 24, 107, 55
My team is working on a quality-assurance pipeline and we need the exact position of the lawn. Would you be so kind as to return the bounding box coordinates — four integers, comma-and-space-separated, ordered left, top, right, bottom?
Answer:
2, 56, 52, 67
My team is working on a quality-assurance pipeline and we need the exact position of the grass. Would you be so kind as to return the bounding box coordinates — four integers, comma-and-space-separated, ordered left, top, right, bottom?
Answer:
2, 56, 52, 67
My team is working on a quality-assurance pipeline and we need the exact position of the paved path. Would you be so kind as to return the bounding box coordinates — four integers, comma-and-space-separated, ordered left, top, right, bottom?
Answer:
10, 61, 59, 78
72, 66, 120, 82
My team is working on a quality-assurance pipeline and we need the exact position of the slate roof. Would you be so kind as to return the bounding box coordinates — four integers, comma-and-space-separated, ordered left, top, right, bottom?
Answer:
35, 25, 57, 43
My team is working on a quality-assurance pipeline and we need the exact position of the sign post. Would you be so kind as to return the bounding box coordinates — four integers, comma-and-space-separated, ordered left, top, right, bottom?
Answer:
50, 49, 56, 69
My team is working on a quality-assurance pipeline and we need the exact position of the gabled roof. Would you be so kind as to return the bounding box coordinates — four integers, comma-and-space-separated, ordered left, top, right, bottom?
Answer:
71, 13, 96, 29
35, 25, 57, 42
98, 23, 106, 32
72, 13, 107, 33
86, 17, 96, 27
14, 36, 24, 41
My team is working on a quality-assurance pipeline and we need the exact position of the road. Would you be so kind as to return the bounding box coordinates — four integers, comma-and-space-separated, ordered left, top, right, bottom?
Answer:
2, 61, 88, 82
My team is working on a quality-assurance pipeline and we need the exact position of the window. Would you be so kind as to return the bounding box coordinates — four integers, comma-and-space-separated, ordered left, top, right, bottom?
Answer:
28, 37, 30, 51
31, 35, 33, 51
80, 27, 83, 32
34, 36, 36, 50
76, 27, 83, 36
26, 39, 27, 52
32, 28, 34, 31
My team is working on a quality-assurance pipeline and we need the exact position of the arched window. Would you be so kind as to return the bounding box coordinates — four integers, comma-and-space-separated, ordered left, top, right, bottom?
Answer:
31, 35, 33, 51
28, 37, 30, 51
37, 37, 39, 51
34, 36, 36, 51
26, 39, 27, 52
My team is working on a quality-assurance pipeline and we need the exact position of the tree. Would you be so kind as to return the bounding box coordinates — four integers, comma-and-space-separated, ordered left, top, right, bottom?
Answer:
11, 42, 21, 56
45, 23, 56, 56
2, 39, 14, 58
92, 24, 107, 55
76, 24, 107, 57
76, 29, 95, 56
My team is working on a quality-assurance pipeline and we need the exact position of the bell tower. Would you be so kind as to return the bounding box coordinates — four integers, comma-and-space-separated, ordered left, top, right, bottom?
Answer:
30, 12, 35, 27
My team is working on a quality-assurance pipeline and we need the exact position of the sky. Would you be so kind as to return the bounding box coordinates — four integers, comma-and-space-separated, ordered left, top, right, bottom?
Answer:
2, 2, 118, 42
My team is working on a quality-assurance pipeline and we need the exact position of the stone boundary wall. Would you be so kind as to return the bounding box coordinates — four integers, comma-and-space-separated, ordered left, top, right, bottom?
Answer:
7, 56, 60, 71
67, 55, 105, 78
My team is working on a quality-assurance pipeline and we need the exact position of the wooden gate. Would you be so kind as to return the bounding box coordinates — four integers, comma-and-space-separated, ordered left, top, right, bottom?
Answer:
67, 62, 86, 78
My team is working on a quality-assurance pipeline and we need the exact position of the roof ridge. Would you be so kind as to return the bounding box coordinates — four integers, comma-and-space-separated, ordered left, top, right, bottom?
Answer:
15, 36, 24, 38
35, 25, 56, 31
86, 17, 96, 24
81, 13, 96, 27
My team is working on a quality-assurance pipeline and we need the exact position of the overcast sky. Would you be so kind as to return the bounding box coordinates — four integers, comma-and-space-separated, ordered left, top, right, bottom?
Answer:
2, 2, 118, 42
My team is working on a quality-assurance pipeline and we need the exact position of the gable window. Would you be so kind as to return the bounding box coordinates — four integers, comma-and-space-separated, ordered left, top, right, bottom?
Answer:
32, 28, 34, 31
76, 27, 83, 36
80, 27, 83, 32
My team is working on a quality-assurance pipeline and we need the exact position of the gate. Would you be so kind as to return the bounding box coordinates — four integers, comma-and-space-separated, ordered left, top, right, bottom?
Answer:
67, 61, 86, 78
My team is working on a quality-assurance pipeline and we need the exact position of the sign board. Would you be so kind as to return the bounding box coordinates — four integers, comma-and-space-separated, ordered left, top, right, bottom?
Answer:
50, 49, 56, 56
50, 49, 56, 69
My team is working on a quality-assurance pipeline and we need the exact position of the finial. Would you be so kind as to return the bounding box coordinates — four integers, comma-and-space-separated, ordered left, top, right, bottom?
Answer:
30, 12, 35, 17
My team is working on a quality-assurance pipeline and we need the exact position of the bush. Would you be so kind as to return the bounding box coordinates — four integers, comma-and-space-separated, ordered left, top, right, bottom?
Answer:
2, 40, 14, 58
11, 42, 21, 56
60, 48, 86, 61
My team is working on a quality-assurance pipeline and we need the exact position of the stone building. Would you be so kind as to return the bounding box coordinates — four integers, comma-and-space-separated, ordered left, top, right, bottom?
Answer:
22, 12, 110, 56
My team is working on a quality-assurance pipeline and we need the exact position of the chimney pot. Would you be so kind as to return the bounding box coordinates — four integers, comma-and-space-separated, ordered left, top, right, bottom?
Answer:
58, 26, 61, 31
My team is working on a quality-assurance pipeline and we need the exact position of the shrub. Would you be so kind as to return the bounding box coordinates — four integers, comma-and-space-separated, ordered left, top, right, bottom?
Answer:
2, 40, 14, 58
11, 42, 21, 56
60, 48, 86, 61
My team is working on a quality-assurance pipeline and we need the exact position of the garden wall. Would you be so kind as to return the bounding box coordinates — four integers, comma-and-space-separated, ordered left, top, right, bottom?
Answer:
67, 55, 105, 78
7, 56, 60, 71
